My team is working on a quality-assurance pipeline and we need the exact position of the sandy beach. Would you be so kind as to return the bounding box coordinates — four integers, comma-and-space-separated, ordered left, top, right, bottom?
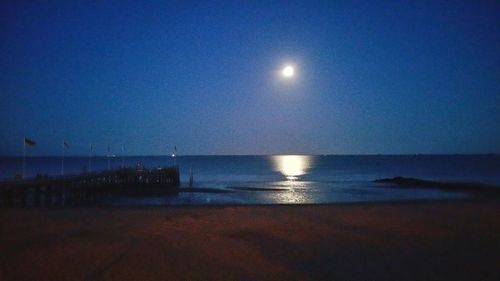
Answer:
1, 199, 499, 281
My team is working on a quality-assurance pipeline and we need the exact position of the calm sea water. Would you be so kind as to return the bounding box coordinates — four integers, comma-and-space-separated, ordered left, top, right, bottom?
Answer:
1, 155, 499, 205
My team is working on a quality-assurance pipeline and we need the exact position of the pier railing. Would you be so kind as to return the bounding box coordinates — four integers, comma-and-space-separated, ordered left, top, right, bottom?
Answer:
0, 167, 180, 206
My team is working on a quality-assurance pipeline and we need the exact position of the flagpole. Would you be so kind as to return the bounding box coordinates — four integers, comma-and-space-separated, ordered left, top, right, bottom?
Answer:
22, 138, 26, 179
61, 141, 64, 176
107, 145, 111, 170
173, 145, 177, 166
88, 144, 92, 173
189, 164, 193, 187
61, 140, 66, 176
121, 144, 125, 168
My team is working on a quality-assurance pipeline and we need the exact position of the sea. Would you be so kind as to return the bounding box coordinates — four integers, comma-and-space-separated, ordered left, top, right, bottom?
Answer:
1, 155, 499, 205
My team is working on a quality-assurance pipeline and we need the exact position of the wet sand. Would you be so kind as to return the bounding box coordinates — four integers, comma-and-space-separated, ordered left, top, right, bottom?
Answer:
1, 199, 499, 281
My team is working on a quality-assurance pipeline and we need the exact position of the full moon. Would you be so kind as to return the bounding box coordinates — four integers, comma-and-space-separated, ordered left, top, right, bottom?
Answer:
282, 65, 294, 78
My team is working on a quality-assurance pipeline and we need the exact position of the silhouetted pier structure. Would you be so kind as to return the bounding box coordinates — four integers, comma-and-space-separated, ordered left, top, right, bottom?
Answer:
0, 167, 180, 206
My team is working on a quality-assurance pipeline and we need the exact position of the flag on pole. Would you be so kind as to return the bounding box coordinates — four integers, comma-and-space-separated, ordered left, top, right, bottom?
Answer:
88, 144, 93, 173
107, 145, 111, 170
24, 138, 36, 147
61, 140, 68, 176
172, 145, 177, 166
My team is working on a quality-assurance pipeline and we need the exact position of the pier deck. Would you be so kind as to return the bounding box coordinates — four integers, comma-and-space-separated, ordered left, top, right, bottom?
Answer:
0, 167, 180, 206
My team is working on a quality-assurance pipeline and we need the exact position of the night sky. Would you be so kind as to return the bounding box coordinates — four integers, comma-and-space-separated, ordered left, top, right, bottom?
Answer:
1, 0, 499, 156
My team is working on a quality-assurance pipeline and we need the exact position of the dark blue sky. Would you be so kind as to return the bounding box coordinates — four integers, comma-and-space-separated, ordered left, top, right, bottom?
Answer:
1, 0, 499, 155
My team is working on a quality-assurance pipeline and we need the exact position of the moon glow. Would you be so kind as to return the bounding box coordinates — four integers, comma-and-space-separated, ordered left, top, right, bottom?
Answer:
282, 65, 294, 78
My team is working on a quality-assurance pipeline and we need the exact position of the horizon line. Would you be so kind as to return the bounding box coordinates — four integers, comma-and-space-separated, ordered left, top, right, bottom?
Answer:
1, 153, 498, 157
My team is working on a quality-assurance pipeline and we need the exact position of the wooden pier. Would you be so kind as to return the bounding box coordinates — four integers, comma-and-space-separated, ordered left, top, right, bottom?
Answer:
0, 167, 180, 206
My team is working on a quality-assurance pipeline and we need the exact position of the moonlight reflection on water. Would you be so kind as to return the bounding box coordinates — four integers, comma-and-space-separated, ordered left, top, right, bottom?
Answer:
270, 155, 314, 203
271, 155, 312, 181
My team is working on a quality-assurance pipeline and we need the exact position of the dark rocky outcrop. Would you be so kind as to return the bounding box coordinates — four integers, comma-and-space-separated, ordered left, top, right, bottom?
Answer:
374, 176, 500, 196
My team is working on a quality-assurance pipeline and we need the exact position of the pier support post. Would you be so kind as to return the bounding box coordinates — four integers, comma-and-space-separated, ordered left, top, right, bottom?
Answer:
4, 190, 13, 206
20, 187, 27, 206
45, 186, 52, 206
34, 186, 41, 206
